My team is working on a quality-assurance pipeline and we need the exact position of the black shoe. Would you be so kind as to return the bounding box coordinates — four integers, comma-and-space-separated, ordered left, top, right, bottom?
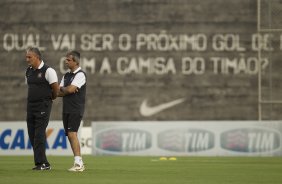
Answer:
32, 163, 51, 170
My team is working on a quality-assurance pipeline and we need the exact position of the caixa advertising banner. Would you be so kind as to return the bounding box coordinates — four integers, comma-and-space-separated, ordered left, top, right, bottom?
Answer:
92, 121, 282, 156
0, 121, 82, 155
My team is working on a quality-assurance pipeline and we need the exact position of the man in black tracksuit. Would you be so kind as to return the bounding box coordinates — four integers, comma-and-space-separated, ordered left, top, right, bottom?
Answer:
25, 47, 58, 170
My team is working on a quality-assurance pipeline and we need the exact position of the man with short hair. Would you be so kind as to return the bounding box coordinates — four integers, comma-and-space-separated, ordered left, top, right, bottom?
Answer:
25, 47, 59, 170
58, 50, 86, 172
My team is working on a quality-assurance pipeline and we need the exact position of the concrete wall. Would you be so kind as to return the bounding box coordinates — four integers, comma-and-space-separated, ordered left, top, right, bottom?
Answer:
1, 0, 282, 124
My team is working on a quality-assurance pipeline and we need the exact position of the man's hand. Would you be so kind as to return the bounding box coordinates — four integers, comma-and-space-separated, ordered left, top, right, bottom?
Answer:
58, 85, 78, 97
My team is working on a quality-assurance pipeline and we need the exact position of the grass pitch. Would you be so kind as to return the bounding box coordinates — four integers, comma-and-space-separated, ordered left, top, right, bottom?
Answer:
1, 156, 282, 184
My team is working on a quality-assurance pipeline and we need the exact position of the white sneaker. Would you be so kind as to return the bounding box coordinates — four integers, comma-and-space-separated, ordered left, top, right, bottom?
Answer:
68, 163, 85, 172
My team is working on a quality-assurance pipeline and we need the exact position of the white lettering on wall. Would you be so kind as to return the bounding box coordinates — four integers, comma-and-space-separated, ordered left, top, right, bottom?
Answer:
3, 33, 45, 51
51, 34, 75, 50
80, 34, 114, 51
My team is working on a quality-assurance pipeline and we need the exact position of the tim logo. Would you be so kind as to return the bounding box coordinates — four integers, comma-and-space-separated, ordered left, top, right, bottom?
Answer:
221, 128, 281, 152
158, 129, 215, 152
95, 129, 152, 152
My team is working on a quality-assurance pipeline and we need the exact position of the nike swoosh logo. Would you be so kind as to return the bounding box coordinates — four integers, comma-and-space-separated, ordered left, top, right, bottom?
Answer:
140, 98, 186, 117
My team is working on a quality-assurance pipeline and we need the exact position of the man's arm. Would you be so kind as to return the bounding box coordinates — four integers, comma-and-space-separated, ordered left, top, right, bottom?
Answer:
58, 72, 85, 97
58, 85, 78, 97
45, 68, 59, 100
50, 82, 59, 100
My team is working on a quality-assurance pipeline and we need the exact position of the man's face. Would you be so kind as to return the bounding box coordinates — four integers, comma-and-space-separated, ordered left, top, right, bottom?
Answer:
26, 51, 39, 68
65, 55, 77, 69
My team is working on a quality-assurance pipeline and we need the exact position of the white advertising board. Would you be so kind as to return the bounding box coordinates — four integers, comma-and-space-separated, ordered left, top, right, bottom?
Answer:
81, 127, 92, 154
92, 121, 282, 156
0, 121, 83, 155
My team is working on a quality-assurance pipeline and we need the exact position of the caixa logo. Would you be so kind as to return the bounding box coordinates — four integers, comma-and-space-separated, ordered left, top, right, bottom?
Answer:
0, 128, 68, 150
158, 129, 215, 152
220, 128, 281, 152
95, 129, 152, 152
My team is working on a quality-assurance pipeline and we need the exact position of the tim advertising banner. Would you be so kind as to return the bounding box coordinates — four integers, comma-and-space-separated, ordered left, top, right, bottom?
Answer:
92, 121, 282, 156
0, 121, 79, 155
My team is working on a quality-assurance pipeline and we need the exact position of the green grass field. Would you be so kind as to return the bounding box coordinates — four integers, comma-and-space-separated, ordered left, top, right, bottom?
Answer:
1, 156, 282, 184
